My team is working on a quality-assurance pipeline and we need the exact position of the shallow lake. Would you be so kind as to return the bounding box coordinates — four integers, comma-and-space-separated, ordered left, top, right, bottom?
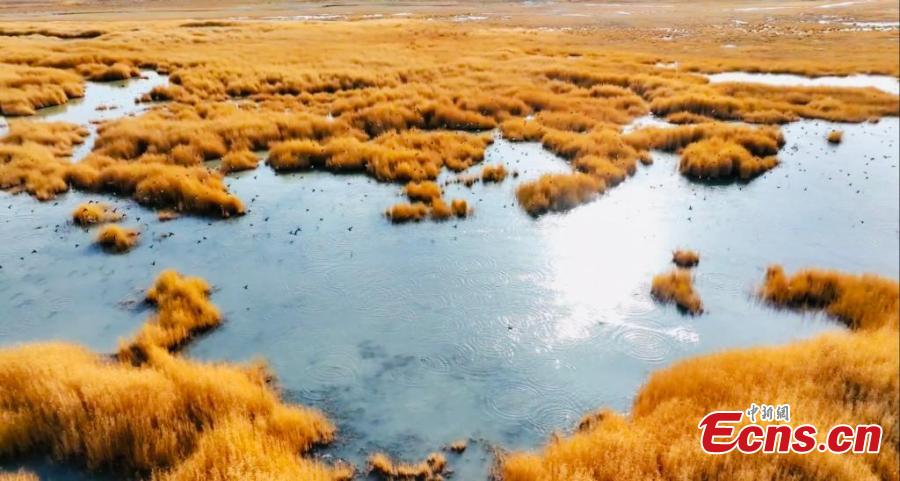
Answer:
1, 76, 898, 480
706, 71, 900, 95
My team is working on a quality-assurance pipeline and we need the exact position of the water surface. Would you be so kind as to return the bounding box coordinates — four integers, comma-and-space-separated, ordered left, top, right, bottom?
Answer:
707, 71, 900, 95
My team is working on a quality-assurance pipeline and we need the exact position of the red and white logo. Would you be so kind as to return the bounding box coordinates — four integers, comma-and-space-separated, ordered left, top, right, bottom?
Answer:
698, 404, 882, 455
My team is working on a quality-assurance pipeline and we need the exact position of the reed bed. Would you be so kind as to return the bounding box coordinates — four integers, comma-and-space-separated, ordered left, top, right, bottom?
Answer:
500, 268, 899, 481
0, 18, 895, 218
0, 271, 349, 481
760, 265, 899, 331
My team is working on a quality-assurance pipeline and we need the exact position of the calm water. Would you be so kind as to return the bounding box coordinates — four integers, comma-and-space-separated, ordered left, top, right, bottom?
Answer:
706, 71, 900, 95
1, 76, 898, 480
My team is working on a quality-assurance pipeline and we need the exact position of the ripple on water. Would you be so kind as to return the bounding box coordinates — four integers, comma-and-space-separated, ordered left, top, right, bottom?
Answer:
301, 348, 362, 390
610, 321, 679, 364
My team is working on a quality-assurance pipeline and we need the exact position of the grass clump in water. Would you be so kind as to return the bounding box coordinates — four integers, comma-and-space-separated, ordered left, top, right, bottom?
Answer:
481, 164, 507, 183
95, 224, 139, 253
385, 202, 428, 223
499, 268, 899, 481
368, 452, 447, 480
827, 129, 844, 144
72, 202, 122, 226
760, 265, 899, 331
651, 269, 703, 314
516, 173, 604, 216
671, 249, 699, 268
679, 138, 778, 180
404, 180, 442, 203
118, 271, 221, 364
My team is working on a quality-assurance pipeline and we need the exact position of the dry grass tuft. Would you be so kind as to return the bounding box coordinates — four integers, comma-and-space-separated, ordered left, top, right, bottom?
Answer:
368, 452, 447, 480
671, 249, 699, 268
651, 269, 703, 314
516, 173, 604, 216
72, 202, 122, 226
481, 164, 508, 183
447, 440, 467, 453
680, 138, 778, 180
450, 198, 470, 218
157, 210, 180, 222
219, 149, 259, 174
760, 265, 899, 331
0, 471, 39, 481
404, 181, 442, 204
118, 271, 221, 364
500, 268, 899, 481
95, 224, 139, 253
0, 271, 348, 480
0, 65, 84, 116
827, 129, 844, 144
385, 202, 428, 223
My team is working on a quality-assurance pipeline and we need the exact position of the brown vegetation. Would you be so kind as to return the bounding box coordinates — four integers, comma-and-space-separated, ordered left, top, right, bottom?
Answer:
0, 16, 895, 219
516, 173, 604, 216
72, 202, 122, 226
650, 269, 703, 314
760, 265, 899, 331
450, 199, 469, 218
218, 149, 258, 174
0, 471, 38, 481
447, 440, 467, 453
827, 129, 844, 144
95, 224, 139, 252
481, 164, 507, 183
0, 271, 350, 481
500, 267, 899, 481
385, 202, 428, 223
671, 249, 699, 268
368, 452, 446, 480
118, 271, 221, 364
404, 181, 442, 204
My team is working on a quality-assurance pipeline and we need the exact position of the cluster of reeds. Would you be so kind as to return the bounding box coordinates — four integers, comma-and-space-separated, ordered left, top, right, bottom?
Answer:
0, 271, 351, 481
827, 129, 844, 144
95, 224, 139, 253
624, 123, 784, 181
385, 197, 469, 223
671, 249, 700, 268
72, 202, 122, 226
118, 270, 221, 363
368, 452, 446, 480
760, 265, 899, 331
0, 64, 84, 116
481, 164, 508, 183
500, 267, 899, 481
650, 269, 703, 314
